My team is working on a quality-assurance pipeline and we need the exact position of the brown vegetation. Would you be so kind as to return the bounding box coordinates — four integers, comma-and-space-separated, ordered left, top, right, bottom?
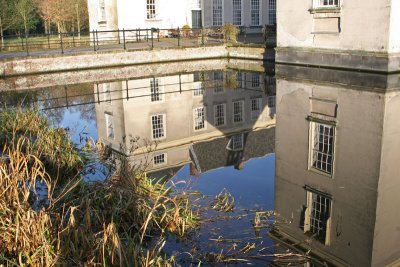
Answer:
0, 108, 198, 266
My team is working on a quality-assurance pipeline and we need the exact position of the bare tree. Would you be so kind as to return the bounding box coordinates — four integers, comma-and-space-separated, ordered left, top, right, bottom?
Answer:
71, 0, 88, 38
14, 0, 37, 35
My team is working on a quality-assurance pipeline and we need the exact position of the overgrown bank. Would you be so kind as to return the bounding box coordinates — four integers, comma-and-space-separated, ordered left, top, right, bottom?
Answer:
0, 108, 197, 266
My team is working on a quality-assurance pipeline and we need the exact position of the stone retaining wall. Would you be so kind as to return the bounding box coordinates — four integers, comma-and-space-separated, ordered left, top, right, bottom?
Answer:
0, 45, 273, 78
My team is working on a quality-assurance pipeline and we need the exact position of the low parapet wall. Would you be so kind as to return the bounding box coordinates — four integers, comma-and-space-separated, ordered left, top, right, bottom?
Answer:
0, 45, 273, 78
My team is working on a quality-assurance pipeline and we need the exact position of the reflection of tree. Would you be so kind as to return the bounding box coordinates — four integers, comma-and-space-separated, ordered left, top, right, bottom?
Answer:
39, 82, 95, 124
0, 90, 39, 108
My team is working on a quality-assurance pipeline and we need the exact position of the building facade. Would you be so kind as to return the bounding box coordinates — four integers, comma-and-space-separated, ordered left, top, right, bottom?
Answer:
273, 65, 400, 266
276, 0, 400, 72
87, 0, 278, 35
202, 0, 276, 28
95, 70, 276, 175
87, 0, 201, 34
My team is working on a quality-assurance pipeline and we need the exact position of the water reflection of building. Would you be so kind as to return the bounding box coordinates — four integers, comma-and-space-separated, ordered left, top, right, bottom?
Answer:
95, 70, 276, 177
272, 65, 400, 266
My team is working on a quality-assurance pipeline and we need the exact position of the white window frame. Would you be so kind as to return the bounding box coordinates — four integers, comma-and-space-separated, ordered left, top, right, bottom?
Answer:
98, 0, 106, 22
250, 0, 260, 26
304, 189, 332, 245
192, 0, 201, 9
212, 0, 223, 26
268, 0, 276, 25
153, 153, 167, 166
313, 0, 340, 8
214, 103, 226, 126
150, 77, 163, 102
251, 74, 260, 88
236, 72, 244, 89
193, 82, 205, 96
251, 98, 262, 120
233, 100, 244, 123
193, 107, 206, 131
105, 113, 114, 139
151, 114, 166, 140
227, 133, 244, 151
147, 0, 159, 20
213, 71, 224, 94
309, 121, 335, 175
232, 0, 242, 26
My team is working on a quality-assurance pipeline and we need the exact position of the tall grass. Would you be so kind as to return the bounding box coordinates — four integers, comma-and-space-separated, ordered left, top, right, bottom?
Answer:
0, 108, 198, 266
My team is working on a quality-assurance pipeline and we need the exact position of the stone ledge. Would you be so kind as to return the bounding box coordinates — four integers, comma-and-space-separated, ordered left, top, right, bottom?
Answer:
0, 45, 271, 77
276, 47, 400, 74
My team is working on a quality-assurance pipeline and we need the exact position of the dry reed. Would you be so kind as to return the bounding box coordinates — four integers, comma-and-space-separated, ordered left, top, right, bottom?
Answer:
0, 108, 198, 266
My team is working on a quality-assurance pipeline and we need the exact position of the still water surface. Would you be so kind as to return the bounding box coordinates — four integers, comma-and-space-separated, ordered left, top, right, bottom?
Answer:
1, 61, 400, 266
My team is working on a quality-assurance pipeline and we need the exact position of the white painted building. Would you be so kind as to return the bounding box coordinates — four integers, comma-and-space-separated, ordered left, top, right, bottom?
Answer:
277, 0, 400, 72
87, 0, 277, 34
87, 0, 203, 34
202, 0, 276, 28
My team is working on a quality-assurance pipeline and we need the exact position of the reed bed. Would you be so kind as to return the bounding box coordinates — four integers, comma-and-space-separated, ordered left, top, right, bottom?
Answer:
0, 108, 198, 266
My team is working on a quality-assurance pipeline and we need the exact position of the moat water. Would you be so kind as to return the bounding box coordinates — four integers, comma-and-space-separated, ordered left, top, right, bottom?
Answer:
1, 60, 399, 266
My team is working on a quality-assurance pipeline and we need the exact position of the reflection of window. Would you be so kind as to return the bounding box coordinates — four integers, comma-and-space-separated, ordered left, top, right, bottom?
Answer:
227, 134, 244, 151
251, 74, 260, 88
147, 0, 158, 19
313, 0, 340, 8
267, 96, 275, 108
268, 0, 276, 25
105, 113, 114, 139
150, 78, 162, 102
310, 122, 335, 174
153, 153, 166, 165
212, 0, 223, 26
213, 72, 224, 93
98, 0, 106, 21
251, 98, 262, 120
194, 107, 205, 130
214, 103, 226, 126
151, 114, 166, 139
265, 75, 275, 85
193, 83, 204, 96
304, 189, 332, 245
233, 100, 244, 123
236, 72, 244, 89
103, 83, 111, 103
251, 0, 260, 26
232, 0, 242, 26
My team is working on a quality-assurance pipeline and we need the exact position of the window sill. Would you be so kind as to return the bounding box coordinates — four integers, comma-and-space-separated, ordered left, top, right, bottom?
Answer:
145, 19, 162, 22
98, 21, 107, 25
309, 7, 341, 14
308, 167, 333, 178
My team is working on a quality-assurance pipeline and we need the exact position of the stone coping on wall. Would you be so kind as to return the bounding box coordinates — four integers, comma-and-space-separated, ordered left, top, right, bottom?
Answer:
275, 64, 400, 92
276, 46, 400, 74
0, 44, 273, 78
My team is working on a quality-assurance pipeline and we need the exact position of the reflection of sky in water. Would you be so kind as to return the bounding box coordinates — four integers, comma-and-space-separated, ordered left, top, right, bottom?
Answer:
44, 107, 98, 145
42, 107, 106, 181
174, 154, 274, 211
164, 154, 276, 265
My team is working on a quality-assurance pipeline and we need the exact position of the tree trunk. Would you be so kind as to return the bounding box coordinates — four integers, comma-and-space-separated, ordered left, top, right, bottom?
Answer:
76, 5, 81, 39
23, 14, 28, 35
0, 17, 4, 49
57, 21, 61, 39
